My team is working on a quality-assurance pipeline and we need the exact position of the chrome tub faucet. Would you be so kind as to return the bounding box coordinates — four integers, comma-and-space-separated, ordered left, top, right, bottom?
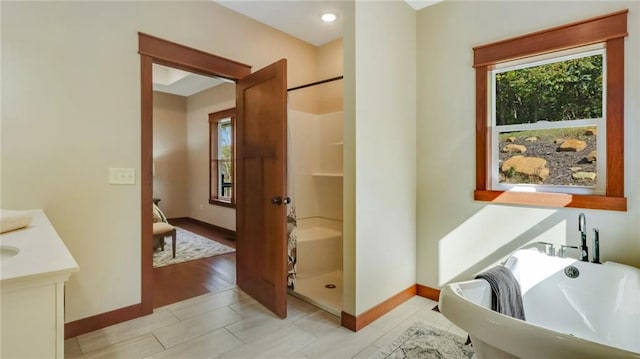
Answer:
537, 241, 555, 256
578, 213, 589, 262
592, 228, 601, 264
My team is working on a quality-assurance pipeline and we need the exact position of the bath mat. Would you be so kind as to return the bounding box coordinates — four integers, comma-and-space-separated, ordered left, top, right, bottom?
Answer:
370, 322, 474, 359
153, 226, 235, 268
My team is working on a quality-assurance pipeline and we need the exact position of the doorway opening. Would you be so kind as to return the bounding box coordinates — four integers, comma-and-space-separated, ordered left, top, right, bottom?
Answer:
139, 33, 290, 318
151, 63, 238, 308
139, 32, 251, 315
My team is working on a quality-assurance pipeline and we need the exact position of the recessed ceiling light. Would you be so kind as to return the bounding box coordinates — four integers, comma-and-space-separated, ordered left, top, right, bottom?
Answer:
321, 13, 337, 23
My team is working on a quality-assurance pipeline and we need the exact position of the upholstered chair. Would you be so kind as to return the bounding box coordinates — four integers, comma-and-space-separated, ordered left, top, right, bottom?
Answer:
152, 204, 176, 258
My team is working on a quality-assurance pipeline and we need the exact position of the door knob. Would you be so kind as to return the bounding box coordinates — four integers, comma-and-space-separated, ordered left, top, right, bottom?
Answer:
271, 196, 291, 205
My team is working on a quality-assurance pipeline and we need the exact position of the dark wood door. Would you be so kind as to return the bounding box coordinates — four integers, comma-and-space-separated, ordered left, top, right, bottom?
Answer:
236, 59, 288, 318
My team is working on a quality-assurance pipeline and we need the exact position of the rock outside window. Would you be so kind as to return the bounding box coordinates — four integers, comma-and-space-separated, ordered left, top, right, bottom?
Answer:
473, 10, 628, 211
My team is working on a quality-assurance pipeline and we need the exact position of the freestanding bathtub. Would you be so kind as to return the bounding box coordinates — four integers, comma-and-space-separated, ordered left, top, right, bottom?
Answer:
439, 249, 640, 359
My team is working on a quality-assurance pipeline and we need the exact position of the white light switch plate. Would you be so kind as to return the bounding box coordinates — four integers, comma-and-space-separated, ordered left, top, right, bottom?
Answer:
109, 168, 135, 185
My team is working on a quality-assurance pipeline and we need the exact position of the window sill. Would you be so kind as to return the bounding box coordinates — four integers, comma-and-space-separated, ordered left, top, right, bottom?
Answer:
209, 199, 236, 209
474, 190, 627, 211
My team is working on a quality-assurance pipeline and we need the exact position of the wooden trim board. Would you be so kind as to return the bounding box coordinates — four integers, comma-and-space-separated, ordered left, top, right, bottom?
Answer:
138, 32, 251, 80
140, 54, 154, 316
64, 304, 142, 339
65, 283, 442, 337
473, 9, 628, 67
168, 217, 236, 239
341, 285, 416, 332
416, 284, 441, 301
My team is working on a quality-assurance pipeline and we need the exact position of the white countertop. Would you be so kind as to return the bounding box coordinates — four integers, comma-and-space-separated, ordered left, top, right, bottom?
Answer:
1, 209, 79, 284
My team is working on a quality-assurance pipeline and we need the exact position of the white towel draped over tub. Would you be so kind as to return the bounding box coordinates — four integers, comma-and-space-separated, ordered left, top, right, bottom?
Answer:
0, 209, 33, 234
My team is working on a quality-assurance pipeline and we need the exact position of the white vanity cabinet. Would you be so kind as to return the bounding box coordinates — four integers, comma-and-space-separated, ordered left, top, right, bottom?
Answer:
1, 210, 79, 358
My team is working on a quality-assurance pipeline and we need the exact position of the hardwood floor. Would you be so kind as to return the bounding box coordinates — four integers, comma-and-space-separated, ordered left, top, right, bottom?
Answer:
153, 218, 236, 309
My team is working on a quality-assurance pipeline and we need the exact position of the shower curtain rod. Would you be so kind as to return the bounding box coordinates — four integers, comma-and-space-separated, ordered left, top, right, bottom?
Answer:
287, 75, 343, 92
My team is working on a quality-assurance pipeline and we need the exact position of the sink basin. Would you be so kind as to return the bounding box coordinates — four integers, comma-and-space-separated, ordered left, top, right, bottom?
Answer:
1, 245, 19, 260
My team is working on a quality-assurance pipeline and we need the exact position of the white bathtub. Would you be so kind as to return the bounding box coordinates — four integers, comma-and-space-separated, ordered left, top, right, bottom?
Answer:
439, 249, 640, 359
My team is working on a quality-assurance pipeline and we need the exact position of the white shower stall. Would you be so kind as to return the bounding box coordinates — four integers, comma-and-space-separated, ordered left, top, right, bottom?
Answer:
288, 79, 343, 315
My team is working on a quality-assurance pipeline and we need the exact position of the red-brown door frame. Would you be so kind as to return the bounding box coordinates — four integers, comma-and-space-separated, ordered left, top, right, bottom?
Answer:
138, 33, 251, 314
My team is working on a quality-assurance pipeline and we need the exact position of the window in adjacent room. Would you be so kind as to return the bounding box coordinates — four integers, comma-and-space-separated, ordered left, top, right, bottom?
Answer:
473, 9, 628, 211
209, 108, 235, 207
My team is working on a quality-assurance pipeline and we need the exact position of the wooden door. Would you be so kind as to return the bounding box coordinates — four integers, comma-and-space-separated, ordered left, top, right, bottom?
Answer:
236, 59, 288, 318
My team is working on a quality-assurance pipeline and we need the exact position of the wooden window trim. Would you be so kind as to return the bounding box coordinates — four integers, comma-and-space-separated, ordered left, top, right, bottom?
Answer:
209, 108, 236, 208
474, 9, 628, 211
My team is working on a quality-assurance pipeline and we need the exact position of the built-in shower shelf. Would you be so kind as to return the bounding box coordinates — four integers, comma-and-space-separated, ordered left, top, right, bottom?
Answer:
312, 172, 343, 178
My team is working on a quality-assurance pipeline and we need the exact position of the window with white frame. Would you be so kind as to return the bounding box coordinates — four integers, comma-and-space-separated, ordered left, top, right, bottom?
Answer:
491, 46, 606, 195
473, 9, 628, 211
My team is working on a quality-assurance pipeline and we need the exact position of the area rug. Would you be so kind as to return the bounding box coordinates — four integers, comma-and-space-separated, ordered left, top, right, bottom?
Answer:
153, 226, 235, 268
371, 322, 474, 359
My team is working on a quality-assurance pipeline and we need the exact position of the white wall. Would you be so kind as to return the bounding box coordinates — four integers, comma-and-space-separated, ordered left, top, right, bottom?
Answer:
288, 38, 344, 223
345, 0, 417, 315
153, 92, 189, 218
317, 39, 344, 114
289, 110, 322, 220
316, 112, 344, 221
288, 110, 343, 222
1, 1, 318, 322
416, 1, 640, 289
186, 83, 236, 230
154, 84, 237, 229
343, 0, 357, 315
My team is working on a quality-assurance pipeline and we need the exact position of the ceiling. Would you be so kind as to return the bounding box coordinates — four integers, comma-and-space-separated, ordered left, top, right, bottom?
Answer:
215, 0, 441, 47
152, 64, 228, 97
153, 1, 443, 97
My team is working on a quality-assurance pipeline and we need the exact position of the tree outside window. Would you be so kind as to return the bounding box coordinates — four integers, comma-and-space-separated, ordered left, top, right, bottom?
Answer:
491, 49, 605, 194
473, 9, 628, 211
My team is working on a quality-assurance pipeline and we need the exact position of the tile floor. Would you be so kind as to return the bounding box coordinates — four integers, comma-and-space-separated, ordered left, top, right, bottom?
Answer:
66, 288, 467, 359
